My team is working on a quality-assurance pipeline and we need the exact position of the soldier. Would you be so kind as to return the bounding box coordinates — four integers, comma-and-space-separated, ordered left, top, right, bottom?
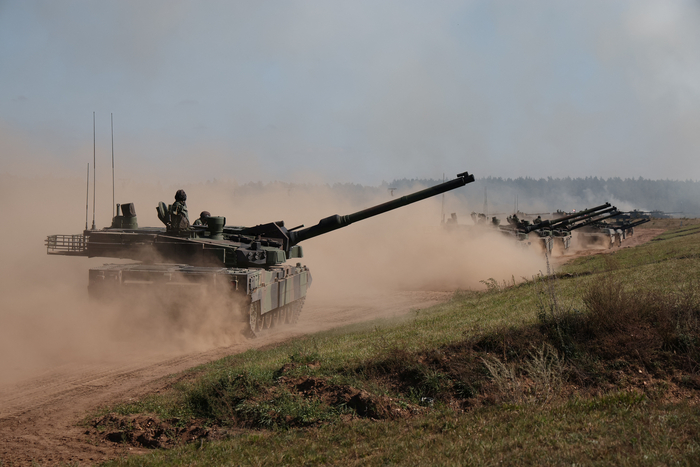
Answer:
169, 189, 190, 231
193, 211, 211, 226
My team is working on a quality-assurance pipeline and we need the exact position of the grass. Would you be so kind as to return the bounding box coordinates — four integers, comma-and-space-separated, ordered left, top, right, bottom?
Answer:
94, 222, 700, 465
563, 223, 700, 276
636, 217, 700, 230
102, 401, 700, 466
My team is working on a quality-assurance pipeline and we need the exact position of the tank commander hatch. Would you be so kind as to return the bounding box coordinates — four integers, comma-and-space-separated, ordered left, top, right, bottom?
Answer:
193, 211, 211, 226
169, 189, 190, 230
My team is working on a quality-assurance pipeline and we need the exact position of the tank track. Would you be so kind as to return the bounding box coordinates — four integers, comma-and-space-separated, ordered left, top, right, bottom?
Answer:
248, 297, 305, 337
87, 263, 310, 339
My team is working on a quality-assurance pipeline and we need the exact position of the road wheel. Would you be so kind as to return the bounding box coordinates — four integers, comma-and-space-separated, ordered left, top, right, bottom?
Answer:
290, 297, 305, 324
248, 301, 262, 336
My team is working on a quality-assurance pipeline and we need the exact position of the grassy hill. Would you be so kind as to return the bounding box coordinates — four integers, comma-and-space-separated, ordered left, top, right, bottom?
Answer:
95, 224, 700, 466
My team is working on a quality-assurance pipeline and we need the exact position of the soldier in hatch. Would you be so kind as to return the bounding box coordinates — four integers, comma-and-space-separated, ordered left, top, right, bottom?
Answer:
193, 211, 211, 226
170, 189, 190, 231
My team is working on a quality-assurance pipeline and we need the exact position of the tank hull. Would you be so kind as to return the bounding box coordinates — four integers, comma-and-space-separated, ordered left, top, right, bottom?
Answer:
88, 262, 312, 336
576, 229, 618, 249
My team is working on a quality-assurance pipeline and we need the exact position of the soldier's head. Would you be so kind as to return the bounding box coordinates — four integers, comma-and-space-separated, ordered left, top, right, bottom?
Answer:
175, 189, 187, 202
200, 211, 210, 219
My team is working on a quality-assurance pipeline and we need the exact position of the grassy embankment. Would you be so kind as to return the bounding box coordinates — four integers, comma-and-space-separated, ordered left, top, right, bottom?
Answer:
96, 223, 700, 466
636, 217, 700, 230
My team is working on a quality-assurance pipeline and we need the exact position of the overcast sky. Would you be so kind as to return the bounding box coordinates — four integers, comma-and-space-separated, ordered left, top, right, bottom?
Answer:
1, 0, 699, 185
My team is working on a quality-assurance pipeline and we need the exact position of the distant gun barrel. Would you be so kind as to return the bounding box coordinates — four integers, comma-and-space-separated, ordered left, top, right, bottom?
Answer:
289, 171, 476, 245
568, 210, 622, 231
623, 218, 651, 230
559, 206, 618, 230
525, 203, 611, 233
548, 203, 612, 228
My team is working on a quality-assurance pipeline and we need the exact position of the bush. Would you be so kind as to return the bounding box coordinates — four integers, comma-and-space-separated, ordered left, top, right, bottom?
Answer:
581, 272, 642, 333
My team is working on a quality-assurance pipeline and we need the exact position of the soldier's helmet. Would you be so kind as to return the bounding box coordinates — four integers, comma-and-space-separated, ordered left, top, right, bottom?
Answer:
175, 189, 187, 202
200, 211, 211, 219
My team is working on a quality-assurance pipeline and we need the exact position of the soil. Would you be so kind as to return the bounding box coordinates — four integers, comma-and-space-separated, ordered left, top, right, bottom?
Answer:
0, 230, 665, 466
0, 290, 450, 466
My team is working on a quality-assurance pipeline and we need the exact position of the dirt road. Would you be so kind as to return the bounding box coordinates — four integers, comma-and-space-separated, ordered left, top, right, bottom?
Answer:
0, 290, 451, 466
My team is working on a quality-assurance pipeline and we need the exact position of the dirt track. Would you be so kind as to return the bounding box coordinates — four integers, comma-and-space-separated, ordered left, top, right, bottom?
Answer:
0, 290, 450, 466
550, 228, 664, 267
0, 230, 664, 466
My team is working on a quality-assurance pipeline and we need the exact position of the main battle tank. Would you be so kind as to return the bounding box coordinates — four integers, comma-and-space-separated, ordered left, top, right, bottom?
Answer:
46, 171, 475, 336
522, 203, 620, 252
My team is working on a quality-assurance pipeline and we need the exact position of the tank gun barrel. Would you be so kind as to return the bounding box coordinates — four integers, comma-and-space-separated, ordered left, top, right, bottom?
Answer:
548, 203, 611, 226
623, 218, 650, 229
289, 171, 475, 245
556, 206, 618, 230
524, 203, 611, 233
567, 210, 622, 231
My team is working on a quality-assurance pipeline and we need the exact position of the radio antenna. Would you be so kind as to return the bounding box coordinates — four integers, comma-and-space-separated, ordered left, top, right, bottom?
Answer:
85, 162, 90, 231
92, 111, 96, 230
440, 173, 445, 223
111, 113, 115, 218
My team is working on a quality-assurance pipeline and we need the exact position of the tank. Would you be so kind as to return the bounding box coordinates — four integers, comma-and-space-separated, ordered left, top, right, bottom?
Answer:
522, 203, 620, 252
46, 171, 476, 336
606, 218, 650, 239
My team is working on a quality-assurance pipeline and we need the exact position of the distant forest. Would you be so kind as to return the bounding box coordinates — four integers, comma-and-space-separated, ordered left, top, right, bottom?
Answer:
216, 176, 700, 219
384, 176, 700, 217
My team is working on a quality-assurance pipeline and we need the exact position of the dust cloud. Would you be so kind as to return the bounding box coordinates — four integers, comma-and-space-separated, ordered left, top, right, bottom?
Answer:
0, 172, 546, 386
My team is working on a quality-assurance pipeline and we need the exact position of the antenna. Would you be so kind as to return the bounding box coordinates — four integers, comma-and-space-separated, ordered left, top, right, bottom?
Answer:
92, 111, 96, 230
440, 173, 445, 223
111, 113, 115, 218
85, 163, 90, 231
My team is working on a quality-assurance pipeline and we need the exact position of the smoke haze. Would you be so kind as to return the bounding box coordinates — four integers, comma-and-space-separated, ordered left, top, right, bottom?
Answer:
0, 170, 548, 385
2, 1, 700, 183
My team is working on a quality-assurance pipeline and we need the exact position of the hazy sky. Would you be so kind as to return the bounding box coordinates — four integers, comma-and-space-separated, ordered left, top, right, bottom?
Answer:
1, 0, 699, 184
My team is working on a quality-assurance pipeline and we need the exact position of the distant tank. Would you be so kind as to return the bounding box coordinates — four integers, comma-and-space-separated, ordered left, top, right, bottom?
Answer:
576, 225, 619, 249
553, 206, 623, 249
607, 218, 651, 239
46, 172, 476, 336
520, 203, 620, 251
489, 203, 620, 254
